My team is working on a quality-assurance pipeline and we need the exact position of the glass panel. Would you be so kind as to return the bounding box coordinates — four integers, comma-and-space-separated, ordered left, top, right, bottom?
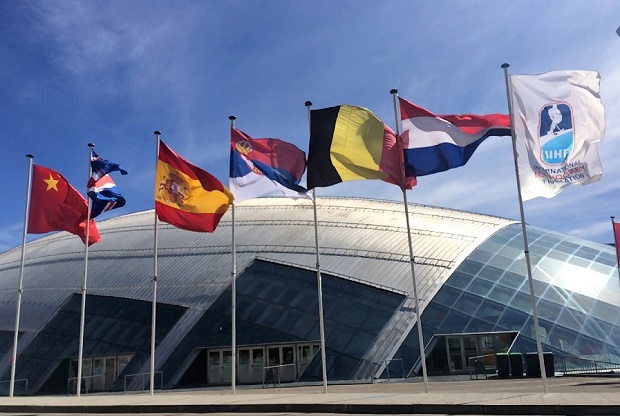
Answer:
432, 286, 462, 307
457, 260, 485, 276
498, 271, 524, 289
445, 272, 474, 290
595, 252, 616, 267
208, 351, 220, 366
118, 355, 132, 374
575, 245, 600, 260
422, 303, 449, 329
282, 346, 294, 365
536, 298, 563, 321
543, 285, 571, 305
557, 307, 588, 332
82, 357, 93, 377
453, 292, 482, 315
570, 292, 596, 314
222, 350, 232, 366
477, 265, 504, 283
466, 318, 494, 332
300, 345, 313, 364
105, 358, 116, 389
547, 250, 571, 262
252, 349, 264, 365
591, 300, 620, 324
510, 291, 532, 313
239, 349, 250, 365
440, 310, 471, 333
447, 337, 464, 371
268, 347, 280, 366
556, 241, 580, 254
488, 285, 515, 305
489, 254, 514, 270
467, 278, 494, 297
497, 244, 523, 260
468, 249, 493, 263
497, 308, 529, 331
567, 255, 591, 268
477, 300, 505, 324
462, 336, 478, 368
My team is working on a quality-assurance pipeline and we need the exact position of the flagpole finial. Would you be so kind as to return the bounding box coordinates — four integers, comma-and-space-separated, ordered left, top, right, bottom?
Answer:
26, 154, 33, 159
305, 101, 312, 107
612, 216, 615, 220
88, 143, 95, 148
390, 89, 398, 94
501, 63, 510, 69
154, 131, 161, 136
228, 115, 236, 121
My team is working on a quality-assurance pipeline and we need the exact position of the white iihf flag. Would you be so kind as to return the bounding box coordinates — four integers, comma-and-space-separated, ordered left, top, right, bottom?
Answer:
510, 70, 605, 201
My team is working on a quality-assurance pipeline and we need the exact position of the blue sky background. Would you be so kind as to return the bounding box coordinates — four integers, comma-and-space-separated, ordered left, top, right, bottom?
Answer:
1, 0, 619, 253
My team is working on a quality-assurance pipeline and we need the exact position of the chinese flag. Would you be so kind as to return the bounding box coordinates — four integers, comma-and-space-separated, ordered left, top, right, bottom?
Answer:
28, 165, 101, 245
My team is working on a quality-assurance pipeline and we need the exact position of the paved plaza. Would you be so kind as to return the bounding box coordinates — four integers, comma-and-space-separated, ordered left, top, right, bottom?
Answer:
0, 375, 618, 414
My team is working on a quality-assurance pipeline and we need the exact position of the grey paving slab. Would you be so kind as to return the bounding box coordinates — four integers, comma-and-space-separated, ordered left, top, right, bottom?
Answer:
0, 376, 618, 414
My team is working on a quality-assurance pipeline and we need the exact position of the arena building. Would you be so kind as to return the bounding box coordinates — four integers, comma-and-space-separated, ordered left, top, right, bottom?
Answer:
0, 197, 618, 395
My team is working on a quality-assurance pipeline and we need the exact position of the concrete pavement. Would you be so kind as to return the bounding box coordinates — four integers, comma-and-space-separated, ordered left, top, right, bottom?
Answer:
0, 376, 619, 414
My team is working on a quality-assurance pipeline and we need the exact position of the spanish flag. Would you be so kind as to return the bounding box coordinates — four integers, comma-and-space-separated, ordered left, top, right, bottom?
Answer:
155, 140, 233, 232
307, 105, 416, 190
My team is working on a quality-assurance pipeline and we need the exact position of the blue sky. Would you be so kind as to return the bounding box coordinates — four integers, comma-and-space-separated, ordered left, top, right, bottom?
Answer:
1, 0, 619, 253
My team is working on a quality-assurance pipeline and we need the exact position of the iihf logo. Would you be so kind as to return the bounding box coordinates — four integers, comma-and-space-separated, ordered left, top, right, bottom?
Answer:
538, 102, 574, 165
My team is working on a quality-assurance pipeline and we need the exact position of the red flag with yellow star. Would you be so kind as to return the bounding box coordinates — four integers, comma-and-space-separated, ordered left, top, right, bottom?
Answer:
28, 165, 101, 245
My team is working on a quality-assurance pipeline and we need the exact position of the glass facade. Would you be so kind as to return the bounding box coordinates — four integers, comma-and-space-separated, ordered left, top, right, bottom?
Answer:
162, 259, 405, 387
6, 294, 185, 394
394, 224, 620, 376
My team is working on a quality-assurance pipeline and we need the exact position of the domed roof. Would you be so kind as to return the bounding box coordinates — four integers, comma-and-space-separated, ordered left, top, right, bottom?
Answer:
0, 197, 515, 331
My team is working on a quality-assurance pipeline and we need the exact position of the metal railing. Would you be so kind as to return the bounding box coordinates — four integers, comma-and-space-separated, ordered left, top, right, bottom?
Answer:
467, 354, 497, 380
67, 374, 105, 395
262, 363, 295, 388
370, 358, 405, 382
0, 378, 29, 396
555, 355, 620, 375
123, 371, 163, 393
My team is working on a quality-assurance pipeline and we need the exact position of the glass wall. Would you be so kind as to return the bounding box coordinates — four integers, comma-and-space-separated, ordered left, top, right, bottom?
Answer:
163, 259, 405, 387
7, 294, 186, 394
394, 224, 620, 376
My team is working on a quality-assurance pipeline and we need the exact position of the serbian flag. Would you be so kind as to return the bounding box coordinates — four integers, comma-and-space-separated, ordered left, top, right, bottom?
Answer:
87, 151, 128, 188
29, 165, 101, 245
88, 175, 126, 218
229, 127, 308, 202
155, 140, 233, 232
399, 97, 511, 177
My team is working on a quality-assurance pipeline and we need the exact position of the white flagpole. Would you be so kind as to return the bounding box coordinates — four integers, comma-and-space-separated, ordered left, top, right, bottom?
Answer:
305, 100, 328, 393
390, 89, 430, 393
229, 115, 237, 395
502, 63, 549, 394
76, 143, 95, 397
10, 154, 34, 397
150, 131, 161, 395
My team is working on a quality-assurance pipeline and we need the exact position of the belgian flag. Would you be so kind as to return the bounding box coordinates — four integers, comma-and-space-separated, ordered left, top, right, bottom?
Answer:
307, 105, 416, 190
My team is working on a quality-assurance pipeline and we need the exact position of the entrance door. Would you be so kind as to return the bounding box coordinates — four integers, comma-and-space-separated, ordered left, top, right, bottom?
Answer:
462, 336, 479, 372
447, 337, 464, 372
207, 350, 222, 384
238, 347, 264, 384
446, 336, 480, 373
